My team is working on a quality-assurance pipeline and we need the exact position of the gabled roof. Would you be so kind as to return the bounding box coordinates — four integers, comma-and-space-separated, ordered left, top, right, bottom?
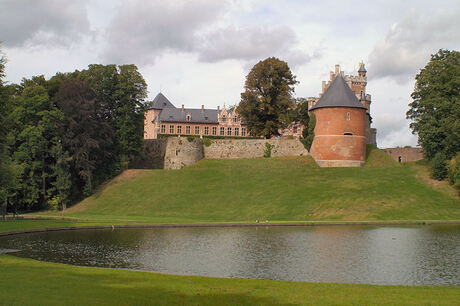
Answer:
158, 108, 220, 124
310, 74, 366, 111
150, 93, 176, 109
358, 63, 367, 73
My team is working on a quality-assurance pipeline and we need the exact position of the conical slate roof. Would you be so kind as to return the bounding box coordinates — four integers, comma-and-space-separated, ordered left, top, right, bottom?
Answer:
310, 74, 366, 110
358, 62, 367, 73
150, 93, 176, 109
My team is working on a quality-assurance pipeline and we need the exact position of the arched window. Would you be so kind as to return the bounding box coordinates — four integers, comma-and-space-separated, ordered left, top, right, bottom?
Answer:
233, 116, 238, 122
222, 115, 226, 122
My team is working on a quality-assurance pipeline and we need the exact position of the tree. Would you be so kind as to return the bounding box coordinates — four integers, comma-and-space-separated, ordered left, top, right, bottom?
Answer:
55, 78, 115, 196
237, 57, 298, 138
407, 49, 460, 162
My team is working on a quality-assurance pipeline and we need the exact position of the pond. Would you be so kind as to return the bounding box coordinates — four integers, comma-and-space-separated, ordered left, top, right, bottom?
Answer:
0, 225, 459, 286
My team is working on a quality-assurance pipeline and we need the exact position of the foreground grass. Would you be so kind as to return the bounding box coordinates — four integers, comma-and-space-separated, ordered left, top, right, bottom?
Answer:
33, 151, 459, 223
0, 254, 458, 305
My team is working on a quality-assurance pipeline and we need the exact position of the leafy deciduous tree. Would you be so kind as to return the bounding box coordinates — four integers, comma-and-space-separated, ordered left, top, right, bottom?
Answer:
237, 57, 298, 139
407, 49, 460, 161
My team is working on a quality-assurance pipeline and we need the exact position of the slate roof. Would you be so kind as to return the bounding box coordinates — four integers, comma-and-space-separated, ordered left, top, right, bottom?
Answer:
358, 63, 367, 73
149, 93, 176, 109
158, 107, 220, 124
310, 74, 366, 110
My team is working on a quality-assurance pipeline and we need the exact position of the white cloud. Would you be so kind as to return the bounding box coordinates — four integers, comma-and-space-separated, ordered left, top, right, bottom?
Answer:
101, 0, 227, 65
368, 9, 460, 81
198, 25, 310, 67
0, 0, 91, 47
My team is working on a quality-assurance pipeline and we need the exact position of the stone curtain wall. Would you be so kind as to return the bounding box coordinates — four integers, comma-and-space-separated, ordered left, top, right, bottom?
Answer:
130, 138, 308, 169
129, 139, 167, 169
383, 147, 424, 163
164, 137, 204, 169
204, 139, 308, 159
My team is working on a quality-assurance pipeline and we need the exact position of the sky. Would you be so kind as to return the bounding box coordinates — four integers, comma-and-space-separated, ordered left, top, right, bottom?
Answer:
1, 0, 459, 148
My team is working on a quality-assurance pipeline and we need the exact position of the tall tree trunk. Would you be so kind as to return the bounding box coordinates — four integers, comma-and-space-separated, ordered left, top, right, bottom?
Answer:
2, 198, 7, 221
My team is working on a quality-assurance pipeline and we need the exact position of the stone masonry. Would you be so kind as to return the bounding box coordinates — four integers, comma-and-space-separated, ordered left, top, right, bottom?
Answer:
131, 138, 309, 170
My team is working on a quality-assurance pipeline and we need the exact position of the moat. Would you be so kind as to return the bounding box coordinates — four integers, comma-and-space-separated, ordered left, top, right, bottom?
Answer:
1, 225, 459, 286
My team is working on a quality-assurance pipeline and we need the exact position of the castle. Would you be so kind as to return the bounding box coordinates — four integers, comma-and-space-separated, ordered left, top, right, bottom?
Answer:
143, 63, 377, 167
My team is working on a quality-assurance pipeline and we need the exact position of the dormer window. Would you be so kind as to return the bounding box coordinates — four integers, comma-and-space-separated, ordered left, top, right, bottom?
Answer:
205, 116, 208, 120
186, 114, 191, 121
233, 116, 238, 122
222, 115, 226, 122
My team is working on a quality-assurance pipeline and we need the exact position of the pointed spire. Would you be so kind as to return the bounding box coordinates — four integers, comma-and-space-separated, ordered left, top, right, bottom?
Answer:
310, 74, 366, 110
358, 62, 367, 73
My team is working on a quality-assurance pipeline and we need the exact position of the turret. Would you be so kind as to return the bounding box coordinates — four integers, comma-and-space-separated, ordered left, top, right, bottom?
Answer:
358, 62, 367, 78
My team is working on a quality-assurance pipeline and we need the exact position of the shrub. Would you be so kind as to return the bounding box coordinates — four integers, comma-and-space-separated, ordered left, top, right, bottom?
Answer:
447, 152, 460, 195
264, 142, 272, 158
186, 136, 194, 142
203, 138, 213, 147
431, 152, 448, 180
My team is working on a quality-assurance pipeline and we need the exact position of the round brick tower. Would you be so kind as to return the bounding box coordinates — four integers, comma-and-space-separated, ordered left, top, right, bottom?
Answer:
309, 74, 367, 167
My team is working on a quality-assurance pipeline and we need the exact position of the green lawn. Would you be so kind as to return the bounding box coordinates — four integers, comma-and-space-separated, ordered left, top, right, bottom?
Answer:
32, 149, 459, 223
1, 254, 459, 305
1, 150, 459, 305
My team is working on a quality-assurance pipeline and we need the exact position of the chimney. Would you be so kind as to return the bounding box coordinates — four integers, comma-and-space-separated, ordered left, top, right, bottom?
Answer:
201, 105, 204, 111
335, 64, 340, 75
217, 106, 220, 111
322, 81, 326, 92
182, 104, 184, 110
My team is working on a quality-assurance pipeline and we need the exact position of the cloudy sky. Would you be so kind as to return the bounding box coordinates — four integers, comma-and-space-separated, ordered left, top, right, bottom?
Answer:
1, 0, 459, 148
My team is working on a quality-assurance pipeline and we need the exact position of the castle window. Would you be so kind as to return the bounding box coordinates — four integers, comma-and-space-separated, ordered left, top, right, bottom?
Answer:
186, 114, 191, 121
234, 127, 239, 136
344, 132, 353, 136
227, 127, 232, 136
346, 112, 351, 121
293, 125, 298, 133
194, 126, 200, 135
233, 116, 238, 122
241, 127, 246, 136
222, 115, 226, 122
161, 125, 166, 133
177, 125, 182, 134
212, 126, 217, 135
220, 127, 225, 136
175, 149, 179, 156
204, 126, 209, 135
186, 126, 190, 134
398, 156, 402, 163
169, 125, 175, 134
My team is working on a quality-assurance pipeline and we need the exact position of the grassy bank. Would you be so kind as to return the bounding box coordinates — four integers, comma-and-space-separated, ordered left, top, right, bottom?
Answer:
1, 254, 458, 305
32, 150, 459, 223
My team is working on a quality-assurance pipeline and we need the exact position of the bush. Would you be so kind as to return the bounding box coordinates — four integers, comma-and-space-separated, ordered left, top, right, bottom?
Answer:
203, 139, 213, 147
264, 142, 272, 158
447, 152, 460, 195
431, 152, 448, 180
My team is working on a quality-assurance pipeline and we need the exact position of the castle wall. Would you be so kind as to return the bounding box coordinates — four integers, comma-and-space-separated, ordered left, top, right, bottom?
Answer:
383, 147, 424, 163
203, 139, 308, 159
310, 107, 367, 167
130, 138, 308, 170
164, 137, 204, 170
128, 139, 167, 169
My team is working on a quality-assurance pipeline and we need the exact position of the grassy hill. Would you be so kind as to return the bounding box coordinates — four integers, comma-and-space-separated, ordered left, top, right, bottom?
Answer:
40, 147, 459, 223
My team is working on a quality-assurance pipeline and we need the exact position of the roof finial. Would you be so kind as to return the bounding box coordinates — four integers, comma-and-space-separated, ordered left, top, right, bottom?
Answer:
159, 84, 162, 93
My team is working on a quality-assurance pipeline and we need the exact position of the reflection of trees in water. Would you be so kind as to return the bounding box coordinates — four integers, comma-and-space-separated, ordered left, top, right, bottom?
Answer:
1, 226, 459, 285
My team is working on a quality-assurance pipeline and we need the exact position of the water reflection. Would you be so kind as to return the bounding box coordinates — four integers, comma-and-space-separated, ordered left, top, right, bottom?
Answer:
0, 225, 458, 286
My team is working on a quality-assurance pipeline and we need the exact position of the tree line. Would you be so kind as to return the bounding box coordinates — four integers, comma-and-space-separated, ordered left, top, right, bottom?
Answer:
407, 49, 460, 194
0, 50, 147, 217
